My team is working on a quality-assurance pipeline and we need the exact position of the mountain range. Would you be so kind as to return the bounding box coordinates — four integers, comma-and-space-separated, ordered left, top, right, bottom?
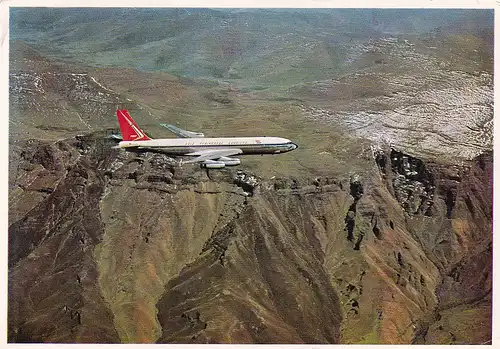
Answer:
8, 8, 493, 344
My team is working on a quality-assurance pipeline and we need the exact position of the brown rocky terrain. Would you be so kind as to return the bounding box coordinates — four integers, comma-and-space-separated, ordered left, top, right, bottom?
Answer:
8, 23, 492, 344
8, 130, 492, 343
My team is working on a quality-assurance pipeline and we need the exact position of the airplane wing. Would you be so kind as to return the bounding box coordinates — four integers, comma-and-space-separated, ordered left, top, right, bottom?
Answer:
183, 149, 242, 163
160, 123, 205, 138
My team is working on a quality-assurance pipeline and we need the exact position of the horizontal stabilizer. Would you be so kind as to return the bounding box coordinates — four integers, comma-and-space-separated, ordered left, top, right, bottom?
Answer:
160, 123, 205, 138
106, 133, 123, 140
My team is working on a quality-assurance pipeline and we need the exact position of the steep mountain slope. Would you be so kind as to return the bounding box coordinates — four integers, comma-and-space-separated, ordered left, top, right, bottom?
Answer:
8, 131, 492, 344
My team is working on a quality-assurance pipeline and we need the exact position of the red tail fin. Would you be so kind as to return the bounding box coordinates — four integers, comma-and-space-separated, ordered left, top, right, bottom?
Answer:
116, 109, 151, 141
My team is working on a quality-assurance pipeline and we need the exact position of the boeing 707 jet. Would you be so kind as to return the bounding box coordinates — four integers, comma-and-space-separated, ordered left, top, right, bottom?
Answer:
116, 109, 298, 168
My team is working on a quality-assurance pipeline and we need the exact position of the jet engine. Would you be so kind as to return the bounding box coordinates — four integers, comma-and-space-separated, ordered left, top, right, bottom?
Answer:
218, 156, 241, 166
201, 157, 241, 168
202, 160, 226, 169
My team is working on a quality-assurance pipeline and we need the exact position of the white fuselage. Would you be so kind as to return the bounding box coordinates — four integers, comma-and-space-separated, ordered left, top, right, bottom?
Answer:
119, 136, 298, 155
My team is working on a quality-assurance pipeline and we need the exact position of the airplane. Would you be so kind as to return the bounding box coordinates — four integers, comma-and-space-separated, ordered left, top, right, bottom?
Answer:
116, 109, 298, 168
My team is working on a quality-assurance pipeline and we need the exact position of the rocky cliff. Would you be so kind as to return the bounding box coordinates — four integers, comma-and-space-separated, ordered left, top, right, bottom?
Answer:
8, 132, 492, 344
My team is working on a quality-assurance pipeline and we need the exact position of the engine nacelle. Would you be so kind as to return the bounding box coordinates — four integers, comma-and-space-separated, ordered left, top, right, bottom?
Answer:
218, 156, 241, 166
202, 160, 226, 169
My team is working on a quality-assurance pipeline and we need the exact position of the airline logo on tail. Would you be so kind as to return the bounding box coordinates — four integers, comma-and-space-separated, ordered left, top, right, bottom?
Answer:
116, 109, 151, 141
